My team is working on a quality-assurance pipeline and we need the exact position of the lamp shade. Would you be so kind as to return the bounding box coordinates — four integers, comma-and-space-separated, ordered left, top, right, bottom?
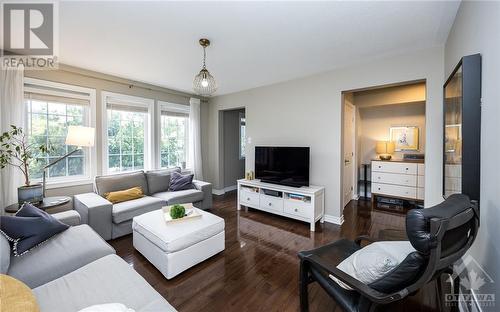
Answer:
66, 126, 95, 147
376, 141, 395, 154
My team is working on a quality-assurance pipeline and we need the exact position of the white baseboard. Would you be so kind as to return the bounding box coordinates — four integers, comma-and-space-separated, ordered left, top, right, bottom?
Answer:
212, 185, 237, 196
324, 214, 344, 225
212, 189, 225, 195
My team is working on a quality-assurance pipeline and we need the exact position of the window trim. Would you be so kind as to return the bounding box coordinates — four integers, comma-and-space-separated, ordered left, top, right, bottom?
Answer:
239, 112, 246, 160
24, 78, 97, 187
101, 91, 154, 175
156, 101, 190, 170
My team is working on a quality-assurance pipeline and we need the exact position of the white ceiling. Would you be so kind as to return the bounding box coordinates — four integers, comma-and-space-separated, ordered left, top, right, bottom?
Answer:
59, 1, 460, 95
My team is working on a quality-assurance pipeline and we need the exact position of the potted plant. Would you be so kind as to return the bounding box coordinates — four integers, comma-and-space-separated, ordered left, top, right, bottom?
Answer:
0, 125, 50, 204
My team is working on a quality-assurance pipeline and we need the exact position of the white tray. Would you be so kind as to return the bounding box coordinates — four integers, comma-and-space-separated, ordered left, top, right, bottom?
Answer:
162, 203, 201, 223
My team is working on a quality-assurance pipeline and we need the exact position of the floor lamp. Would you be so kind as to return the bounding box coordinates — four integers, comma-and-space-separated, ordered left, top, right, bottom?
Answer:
42, 126, 95, 197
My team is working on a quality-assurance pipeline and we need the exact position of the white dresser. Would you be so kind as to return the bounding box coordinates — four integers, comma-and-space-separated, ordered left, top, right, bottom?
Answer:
237, 179, 325, 231
371, 160, 425, 204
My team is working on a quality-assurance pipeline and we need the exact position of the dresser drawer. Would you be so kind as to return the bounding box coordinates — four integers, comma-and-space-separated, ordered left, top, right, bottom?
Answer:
417, 175, 425, 188
240, 190, 259, 207
372, 161, 417, 175
417, 187, 425, 200
284, 200, 310, 218
372, 182, 417, 199
417, 164, 425, 176
372, 172, 417, 187
260, 194, 284, 213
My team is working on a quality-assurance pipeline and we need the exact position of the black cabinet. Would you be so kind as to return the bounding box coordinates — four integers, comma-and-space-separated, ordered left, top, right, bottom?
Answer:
443, 54, 481, 202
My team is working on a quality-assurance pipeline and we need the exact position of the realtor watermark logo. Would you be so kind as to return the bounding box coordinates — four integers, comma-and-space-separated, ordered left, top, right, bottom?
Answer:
446, 255, 495, 308
1, 1, 58, 69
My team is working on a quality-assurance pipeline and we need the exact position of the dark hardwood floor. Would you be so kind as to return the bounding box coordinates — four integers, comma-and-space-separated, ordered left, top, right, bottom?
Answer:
109, 193, 441, 312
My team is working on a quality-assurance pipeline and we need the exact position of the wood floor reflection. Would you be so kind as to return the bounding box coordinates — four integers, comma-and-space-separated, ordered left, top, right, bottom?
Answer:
110, 192, 441, 312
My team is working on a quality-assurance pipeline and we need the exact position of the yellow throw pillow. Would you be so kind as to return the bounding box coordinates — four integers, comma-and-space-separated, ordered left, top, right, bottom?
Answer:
104, 186, 144, 204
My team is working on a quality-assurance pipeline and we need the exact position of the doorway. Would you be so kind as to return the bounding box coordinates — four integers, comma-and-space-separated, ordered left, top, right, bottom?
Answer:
219, 108, 246, 193
341, 81, 427, 210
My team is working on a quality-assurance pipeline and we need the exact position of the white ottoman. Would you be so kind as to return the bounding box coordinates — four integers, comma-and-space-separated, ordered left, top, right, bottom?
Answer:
132, 208, 225, 279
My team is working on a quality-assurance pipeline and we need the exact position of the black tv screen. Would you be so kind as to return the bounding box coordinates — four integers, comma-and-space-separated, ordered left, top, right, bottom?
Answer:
255, 146, 310, 187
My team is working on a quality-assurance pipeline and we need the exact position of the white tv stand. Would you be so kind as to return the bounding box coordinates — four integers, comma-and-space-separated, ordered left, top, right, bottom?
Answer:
237, 179, 325, 231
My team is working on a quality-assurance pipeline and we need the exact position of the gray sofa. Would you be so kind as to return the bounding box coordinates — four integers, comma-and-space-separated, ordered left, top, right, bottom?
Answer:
0, 211, 176, 312
74, 168, 212, 240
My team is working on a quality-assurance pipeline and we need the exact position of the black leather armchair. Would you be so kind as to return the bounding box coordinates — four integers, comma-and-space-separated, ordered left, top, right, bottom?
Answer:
298, 194, 479, 312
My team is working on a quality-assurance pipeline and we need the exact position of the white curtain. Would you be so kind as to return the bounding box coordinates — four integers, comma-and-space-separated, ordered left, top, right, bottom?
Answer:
0, 67, 25, 210
188, 98, 203, 180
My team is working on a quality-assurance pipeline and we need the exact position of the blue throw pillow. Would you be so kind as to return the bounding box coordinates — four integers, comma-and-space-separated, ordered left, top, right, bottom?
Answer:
0, 203, 69, 256
169, 171, 195, 191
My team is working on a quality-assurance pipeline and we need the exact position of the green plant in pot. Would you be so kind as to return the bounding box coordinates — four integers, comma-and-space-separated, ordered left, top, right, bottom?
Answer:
0, 125, 50, 204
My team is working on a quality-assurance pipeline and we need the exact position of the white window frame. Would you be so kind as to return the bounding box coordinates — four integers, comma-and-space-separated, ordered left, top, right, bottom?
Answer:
156, 101, 190, 170
24, 77, 97, 189
101, 91, 154, 175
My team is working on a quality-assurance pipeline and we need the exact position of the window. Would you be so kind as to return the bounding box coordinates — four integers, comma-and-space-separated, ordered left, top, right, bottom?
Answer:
24, 78, 95, 184
159, 102, 190, 169
239, 112, 246, 159
102, 92, 153, 174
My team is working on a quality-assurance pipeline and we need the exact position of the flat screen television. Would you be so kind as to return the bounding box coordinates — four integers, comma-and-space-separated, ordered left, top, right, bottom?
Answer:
255, 146, 310, 187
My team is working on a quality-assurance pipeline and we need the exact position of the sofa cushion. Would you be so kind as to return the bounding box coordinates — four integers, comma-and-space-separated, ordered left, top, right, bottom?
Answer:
132, 208, 224, 253
7, 224, 115, 288
112, 196, 166, 224
152, 189, 204, 205
0, 203, 69, 256
145, 167, 181, 195
169, 171, 195, 191
104, 186, 145, 204
33, 254, 176, 312
0, 234, 10, 273
95, 171, 149, 197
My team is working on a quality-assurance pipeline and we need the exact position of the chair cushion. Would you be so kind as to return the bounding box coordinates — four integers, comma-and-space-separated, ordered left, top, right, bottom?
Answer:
169, 171, 195, 191
7, 225, 115, 288
145, 168, 181, 195
0, 203, 69, 256
152, 189, 204, 205
132, 208, 224, 253
112, 196, 166, 224
33, 254, 176, 312
104, 186, 145, 204
95, 171, 149, 197
330, 241, 416, 290
1, 234, 10, 273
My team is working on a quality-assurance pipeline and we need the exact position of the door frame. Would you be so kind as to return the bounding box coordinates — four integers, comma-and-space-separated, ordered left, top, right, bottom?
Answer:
341, 93, 358, 209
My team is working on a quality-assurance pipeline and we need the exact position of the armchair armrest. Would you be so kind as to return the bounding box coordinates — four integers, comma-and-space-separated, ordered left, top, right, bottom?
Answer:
52, 210, 81, 226
192, 180, 212, 210
302, 254, 409, 304
74, 193, 113, 240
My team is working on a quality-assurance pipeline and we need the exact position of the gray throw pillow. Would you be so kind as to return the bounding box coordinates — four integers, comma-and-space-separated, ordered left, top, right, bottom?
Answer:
0, 203, 69, 256
169, 171, 195, 191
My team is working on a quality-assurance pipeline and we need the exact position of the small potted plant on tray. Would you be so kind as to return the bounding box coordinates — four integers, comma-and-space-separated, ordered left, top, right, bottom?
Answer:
0, 125, 50, 204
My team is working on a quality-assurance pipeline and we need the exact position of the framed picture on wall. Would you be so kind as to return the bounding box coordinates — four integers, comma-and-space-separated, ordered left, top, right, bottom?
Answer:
390, 126, 419, 151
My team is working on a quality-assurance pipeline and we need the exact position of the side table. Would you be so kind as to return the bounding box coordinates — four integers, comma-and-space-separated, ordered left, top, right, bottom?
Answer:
4, 196, 71, 214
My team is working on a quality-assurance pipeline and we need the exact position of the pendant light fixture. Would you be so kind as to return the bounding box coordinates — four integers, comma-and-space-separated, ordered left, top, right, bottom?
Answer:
193, 38, 217, 96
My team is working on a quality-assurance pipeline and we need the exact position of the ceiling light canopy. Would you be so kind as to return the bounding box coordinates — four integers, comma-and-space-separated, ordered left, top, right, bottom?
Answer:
193, 38, 217, 96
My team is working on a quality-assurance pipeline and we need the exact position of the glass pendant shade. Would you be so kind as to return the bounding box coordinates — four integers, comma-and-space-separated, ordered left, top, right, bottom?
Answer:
193, 38, 217, 96
193, 68, 217, 96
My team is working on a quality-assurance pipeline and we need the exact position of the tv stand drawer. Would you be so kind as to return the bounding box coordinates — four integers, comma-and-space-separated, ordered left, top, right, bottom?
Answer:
240, 190, 259, 207
284, 200, 309, 218
260, 194, 284, 213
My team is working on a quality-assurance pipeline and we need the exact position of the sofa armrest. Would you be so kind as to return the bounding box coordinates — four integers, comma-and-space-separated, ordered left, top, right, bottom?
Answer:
74, 193, 113, 240
52, 210, 81, 226
192, 180, 212, 210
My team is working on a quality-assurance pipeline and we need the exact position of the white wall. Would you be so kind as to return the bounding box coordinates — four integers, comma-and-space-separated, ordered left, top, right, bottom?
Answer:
445, 1, 500, 307
358, 102, 426, 163
207, 47, 444, 219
